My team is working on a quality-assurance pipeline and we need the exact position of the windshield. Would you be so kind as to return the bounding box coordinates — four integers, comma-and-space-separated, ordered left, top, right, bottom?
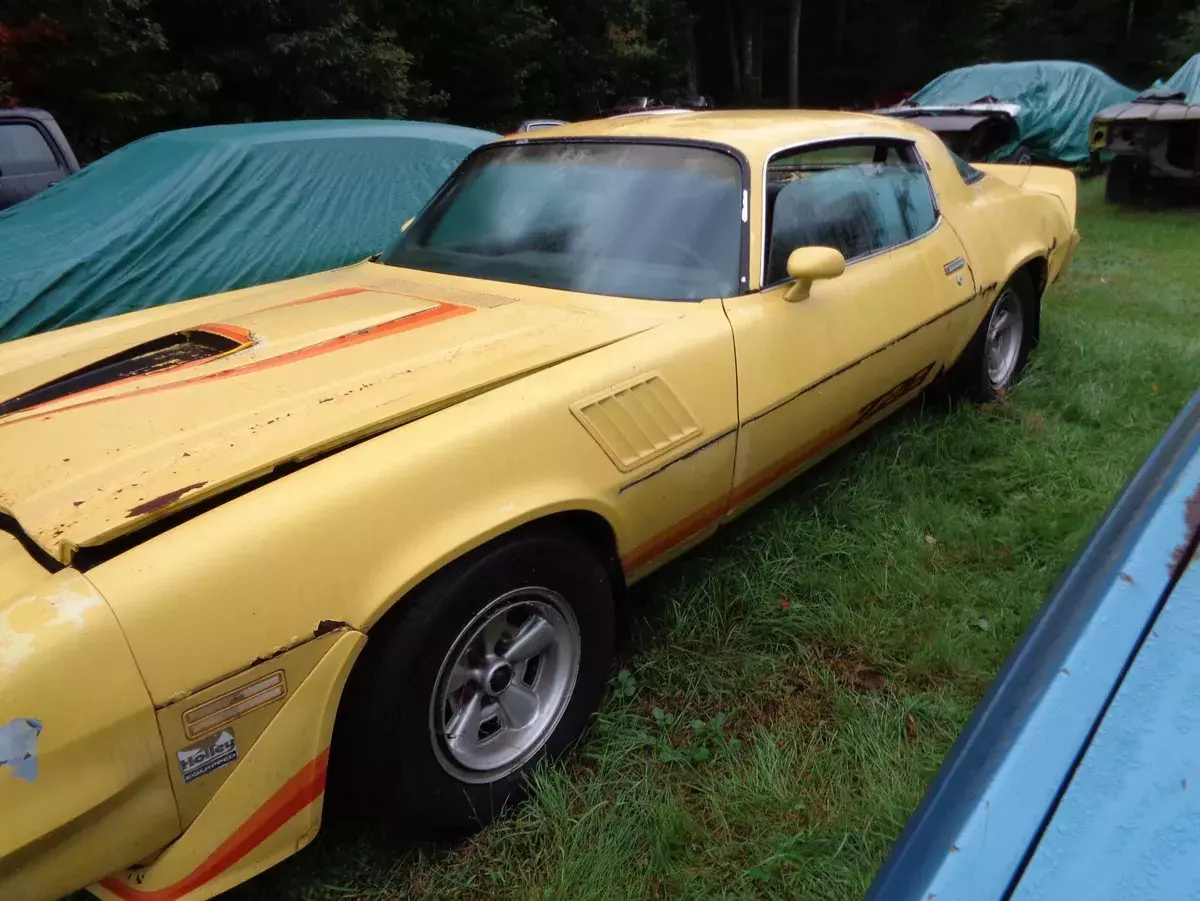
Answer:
384, 141, 744, 302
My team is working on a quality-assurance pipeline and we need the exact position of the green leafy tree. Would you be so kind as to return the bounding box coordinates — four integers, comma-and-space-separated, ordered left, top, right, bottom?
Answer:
1163, 3, 1200, 71
0, 0, 177, 156
151, 0, 422, 125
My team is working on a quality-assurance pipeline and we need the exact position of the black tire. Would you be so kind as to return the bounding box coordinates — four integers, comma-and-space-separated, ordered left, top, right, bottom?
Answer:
336, 525, 615, 835
952, 271, 1036, 402
1005, 145, 1034, 166
1106, 156, 1142, 203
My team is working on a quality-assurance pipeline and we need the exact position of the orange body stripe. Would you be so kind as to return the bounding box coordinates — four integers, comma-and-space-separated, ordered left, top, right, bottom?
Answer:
192, 324, 255, 345
0, 324, 256, 423
622, 369, 936, 573
1, 302, 472, 427
728, 416, 852, 510
98, 749, 330, 901
261, 286, 370, 311
620, 421, 850, 573
621, 496, 728, 572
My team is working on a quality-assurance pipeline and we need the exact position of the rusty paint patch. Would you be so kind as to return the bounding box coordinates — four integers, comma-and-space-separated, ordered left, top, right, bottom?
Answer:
126, 481, 208, 518
313, 619, 351, 638
1170, 483, 1200, 572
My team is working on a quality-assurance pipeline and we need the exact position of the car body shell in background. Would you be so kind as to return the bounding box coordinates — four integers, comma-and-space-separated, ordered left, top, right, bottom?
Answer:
1090, 53, 1200, 189
883, 60, 1136, 164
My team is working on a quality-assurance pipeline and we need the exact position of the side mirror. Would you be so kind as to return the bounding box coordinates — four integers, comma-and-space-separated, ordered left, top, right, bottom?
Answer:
784, 246, 846, 302
400, 217, 414, 233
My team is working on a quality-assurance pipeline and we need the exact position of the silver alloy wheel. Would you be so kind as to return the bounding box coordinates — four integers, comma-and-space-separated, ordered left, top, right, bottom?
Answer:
430, 587, 581, 783
985, 289, 1025, 389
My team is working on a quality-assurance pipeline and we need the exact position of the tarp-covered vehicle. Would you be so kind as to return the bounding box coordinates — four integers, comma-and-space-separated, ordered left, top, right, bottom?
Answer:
0, 120, 496, 343
882, 61, 1136, 165
1090, 53, 1200, 202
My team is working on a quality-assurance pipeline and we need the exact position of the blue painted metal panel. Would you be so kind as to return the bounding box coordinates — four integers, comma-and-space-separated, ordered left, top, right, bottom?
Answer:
866, 389, 1200, 901
1013, 562, 1200, 901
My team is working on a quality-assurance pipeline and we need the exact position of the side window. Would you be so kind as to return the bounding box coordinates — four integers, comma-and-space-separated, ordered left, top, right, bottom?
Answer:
764, 139, 938, 286
0, 123, 60, 177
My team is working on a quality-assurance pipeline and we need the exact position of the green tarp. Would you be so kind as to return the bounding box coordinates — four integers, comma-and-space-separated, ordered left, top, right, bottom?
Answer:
909, 61, 1136, 164
1155, 53, 1200, 103
0, 120, 496, 343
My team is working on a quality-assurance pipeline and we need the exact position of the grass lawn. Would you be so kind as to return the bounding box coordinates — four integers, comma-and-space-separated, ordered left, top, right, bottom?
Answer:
230, 181, 1200, 900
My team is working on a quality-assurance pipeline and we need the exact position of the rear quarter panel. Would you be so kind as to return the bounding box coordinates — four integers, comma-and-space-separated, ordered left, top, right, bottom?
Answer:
919, 134, 1077, 354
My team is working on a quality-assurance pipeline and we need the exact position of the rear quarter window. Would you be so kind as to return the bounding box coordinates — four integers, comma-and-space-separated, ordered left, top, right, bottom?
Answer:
951, 151, 986, 185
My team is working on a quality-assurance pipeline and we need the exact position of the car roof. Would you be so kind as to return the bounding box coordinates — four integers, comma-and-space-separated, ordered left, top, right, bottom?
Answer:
494, 109, 925, 167
0, 107, 58, 122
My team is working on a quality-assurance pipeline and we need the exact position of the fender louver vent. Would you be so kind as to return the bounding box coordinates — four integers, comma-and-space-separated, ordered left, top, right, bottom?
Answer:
0, 326, 251, 419
571, 373, 701, 472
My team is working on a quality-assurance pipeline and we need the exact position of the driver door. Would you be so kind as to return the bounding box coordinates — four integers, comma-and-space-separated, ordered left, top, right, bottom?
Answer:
722, 137, 975, 515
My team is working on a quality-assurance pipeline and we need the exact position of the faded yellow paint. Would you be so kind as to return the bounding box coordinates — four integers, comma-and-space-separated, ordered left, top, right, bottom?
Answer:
90, 630, 364, 901
0, 274, 682, 562
155, 630, 345, 829
0, 110, 1077, 901
0, 571, 178, 901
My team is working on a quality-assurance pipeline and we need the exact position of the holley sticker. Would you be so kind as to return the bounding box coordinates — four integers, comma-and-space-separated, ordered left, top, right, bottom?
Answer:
177, 728, 238, 783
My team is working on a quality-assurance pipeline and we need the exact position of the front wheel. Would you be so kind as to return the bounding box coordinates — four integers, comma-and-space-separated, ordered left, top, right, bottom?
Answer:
337, 526, 615, 834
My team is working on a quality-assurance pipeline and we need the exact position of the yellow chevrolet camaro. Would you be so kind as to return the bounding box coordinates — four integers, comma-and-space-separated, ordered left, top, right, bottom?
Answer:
0, 111, 1077, 900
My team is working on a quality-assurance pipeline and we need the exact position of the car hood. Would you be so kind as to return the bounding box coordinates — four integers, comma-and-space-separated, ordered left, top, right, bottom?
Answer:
0, 262, 680, 563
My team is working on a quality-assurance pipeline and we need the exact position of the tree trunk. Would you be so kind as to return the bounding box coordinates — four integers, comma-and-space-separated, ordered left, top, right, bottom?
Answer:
726, 0, 742, 101
685, 14, 698, 95
741, 1, 755, 101
788, 0, 802, 108
834, 0, 848, 55
752, 7, 763, 103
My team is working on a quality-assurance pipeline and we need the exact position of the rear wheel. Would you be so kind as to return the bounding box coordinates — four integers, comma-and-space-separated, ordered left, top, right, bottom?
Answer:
1005, 145, 1034, 165
953, 272, 1035, 402
337, 526, 615, 834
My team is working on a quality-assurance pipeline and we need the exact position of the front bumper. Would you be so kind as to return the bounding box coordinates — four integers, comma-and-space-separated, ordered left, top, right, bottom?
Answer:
0, 561, 178, 901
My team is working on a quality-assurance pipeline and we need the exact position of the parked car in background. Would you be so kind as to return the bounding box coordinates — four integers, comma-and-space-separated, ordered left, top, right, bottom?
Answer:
598, 95, 674, 116
867, 386, 1200, 901
597, 93, 715, 118
0, 109, 1077, 901
0, 108, 79, 211
1090, 53, 1200, 202
513, 118, 569, 133
881, 61, 1135, 165
0, 119, 496, 344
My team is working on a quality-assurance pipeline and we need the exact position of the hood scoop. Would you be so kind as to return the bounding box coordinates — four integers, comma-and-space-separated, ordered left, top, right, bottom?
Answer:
0, 325, 252, 419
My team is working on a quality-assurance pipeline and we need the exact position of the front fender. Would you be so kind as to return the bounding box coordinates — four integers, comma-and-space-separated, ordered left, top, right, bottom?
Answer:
85, 367, 632, 708
86, 302, 737, 708
90, 629, 364, 901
